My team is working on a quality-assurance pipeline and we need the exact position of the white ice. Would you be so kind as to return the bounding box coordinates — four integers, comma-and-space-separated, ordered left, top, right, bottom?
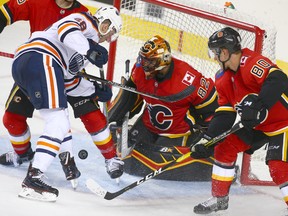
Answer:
0, 0, 287, 216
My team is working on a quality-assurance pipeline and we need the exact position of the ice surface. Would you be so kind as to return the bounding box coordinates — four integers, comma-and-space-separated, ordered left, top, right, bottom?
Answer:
0, 1, 287, 215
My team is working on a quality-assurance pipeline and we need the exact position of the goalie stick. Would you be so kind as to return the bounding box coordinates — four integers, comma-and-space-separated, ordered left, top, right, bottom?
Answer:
98, 66, 108, 117
77, 72, 195, 103
118, 59, 134, 158
86, 121, 243, 200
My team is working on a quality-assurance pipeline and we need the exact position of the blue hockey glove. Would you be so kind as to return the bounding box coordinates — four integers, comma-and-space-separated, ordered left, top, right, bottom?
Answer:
92, 82, 112, 102
86, 39, 108, 68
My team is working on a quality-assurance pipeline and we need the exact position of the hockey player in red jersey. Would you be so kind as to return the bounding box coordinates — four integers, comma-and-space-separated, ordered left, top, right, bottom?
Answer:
108, 35, 219, 180
0, 0, 88, 33
0, 0, 124, 186
191, 27, 288, 214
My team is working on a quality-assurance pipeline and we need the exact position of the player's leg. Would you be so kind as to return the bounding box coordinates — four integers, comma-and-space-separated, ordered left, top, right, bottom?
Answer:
0, 84, 35, 166
193, 134, 244, 214
13, 52, 68, 201
68, 96, 124, 179
266, 131, 288, 206
58, 131, 81, 188
193, 130, 268, 214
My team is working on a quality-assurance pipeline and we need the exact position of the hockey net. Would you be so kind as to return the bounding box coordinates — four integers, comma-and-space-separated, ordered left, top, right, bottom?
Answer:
108, 0, 277, 186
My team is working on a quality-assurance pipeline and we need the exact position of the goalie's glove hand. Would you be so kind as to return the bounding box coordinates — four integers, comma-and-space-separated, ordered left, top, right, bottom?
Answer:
86, 39, 108, 68
236, 94, 268, 129
92, 82, 112, 102
190, 133, 214, 159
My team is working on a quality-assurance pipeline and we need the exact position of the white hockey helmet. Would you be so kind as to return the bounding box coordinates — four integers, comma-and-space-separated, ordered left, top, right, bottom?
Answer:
94, 6, 122, 42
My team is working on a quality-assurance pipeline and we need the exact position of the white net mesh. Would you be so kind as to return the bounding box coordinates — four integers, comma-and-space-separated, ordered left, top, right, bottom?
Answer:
111, 0, 276, 82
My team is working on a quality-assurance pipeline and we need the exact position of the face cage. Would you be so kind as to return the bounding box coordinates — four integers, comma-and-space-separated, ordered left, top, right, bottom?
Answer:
138, 55, 161, 73
208, 47, 221, 60
97, 21, 119, 42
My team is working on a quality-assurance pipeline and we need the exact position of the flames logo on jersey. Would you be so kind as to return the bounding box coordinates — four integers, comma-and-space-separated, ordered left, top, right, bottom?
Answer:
147, 103, 173, 131
17, 0, 26, 5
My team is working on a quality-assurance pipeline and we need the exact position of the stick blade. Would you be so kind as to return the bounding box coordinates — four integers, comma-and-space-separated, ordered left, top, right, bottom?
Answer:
86, 178, 107, 198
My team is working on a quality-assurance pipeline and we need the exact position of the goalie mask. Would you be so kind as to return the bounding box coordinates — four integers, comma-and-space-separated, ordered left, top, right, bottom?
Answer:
137, 35, 172, 79
94, 6, 122, 42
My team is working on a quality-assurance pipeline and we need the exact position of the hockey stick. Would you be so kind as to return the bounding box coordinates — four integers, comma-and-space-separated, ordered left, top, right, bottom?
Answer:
0, 51, 14, 58
86, 121, 243, 200
77, 72, 195, 103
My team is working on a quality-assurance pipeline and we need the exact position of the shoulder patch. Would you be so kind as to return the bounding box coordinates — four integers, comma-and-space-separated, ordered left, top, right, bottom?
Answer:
215, 69, 224, 79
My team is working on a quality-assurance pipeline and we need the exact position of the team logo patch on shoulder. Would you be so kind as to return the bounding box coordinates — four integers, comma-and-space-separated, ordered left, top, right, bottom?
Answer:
215, 69, 224, 79
17, 0, 26, 5
182, 71, 195, 86
240, 56, 248, 66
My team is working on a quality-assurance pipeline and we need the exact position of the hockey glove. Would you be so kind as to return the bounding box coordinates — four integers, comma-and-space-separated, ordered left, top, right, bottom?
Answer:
236, 94, 268, 129
190, 133, 214, 159
86, 39, 108, 68
92, 82, 112, 102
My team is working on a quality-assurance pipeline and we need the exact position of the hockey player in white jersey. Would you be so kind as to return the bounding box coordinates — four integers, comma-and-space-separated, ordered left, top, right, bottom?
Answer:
12, 8, 123, 201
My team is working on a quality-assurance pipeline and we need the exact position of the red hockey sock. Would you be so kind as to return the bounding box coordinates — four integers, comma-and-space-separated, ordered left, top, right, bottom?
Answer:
268, 160, 288, 185
3, 111, 31, 155
80, 110, 107, 133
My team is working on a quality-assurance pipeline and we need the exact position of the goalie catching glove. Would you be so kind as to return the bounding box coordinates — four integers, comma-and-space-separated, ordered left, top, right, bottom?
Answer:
190, 132, 214, 159
86, 39, 108, 68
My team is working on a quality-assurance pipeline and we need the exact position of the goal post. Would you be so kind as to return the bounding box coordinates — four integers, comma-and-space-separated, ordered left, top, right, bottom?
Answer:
108, 0, 277, 186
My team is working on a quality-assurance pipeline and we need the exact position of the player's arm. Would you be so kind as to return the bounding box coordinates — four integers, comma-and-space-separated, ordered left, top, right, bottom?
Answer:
258, 67, 288, 109
0, 0, 29, 33
193, 86, 218, 128
0, 2, 12, 33
206, 108, 237, 136
240, 65, 288, 129
108, 77, 142, 125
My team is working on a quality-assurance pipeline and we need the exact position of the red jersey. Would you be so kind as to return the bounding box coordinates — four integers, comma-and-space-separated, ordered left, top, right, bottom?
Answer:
1, 0, 88, 33
131, 57, 217, 136
215, 48, 288, 134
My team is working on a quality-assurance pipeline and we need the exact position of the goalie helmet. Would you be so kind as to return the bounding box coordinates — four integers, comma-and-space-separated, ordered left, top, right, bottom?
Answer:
138, 35, 172, 77
208, 27, 241, 55
94, 6, 122, 42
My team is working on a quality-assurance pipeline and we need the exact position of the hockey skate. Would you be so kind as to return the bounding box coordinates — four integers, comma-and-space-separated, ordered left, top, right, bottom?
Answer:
19, 165, 59, 202
194, 196, 229, 214
0, 148, 34, 167
105, 157, 124, 179
59, 151, 81, 189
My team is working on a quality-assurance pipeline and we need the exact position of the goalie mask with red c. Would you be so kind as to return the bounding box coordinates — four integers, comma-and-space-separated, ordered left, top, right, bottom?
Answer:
137, 35, 172, 79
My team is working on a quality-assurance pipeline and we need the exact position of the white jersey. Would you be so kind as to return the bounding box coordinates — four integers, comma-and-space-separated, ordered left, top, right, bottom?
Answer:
14, 12, 100, 97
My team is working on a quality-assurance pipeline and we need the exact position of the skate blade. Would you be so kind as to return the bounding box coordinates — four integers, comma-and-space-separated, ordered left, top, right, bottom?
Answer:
70, 179, 78, 189
115, 177, 120, 185
18, 187, 57, 202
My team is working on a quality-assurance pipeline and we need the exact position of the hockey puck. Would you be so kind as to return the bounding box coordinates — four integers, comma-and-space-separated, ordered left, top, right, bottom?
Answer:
78, 149, 88, 160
